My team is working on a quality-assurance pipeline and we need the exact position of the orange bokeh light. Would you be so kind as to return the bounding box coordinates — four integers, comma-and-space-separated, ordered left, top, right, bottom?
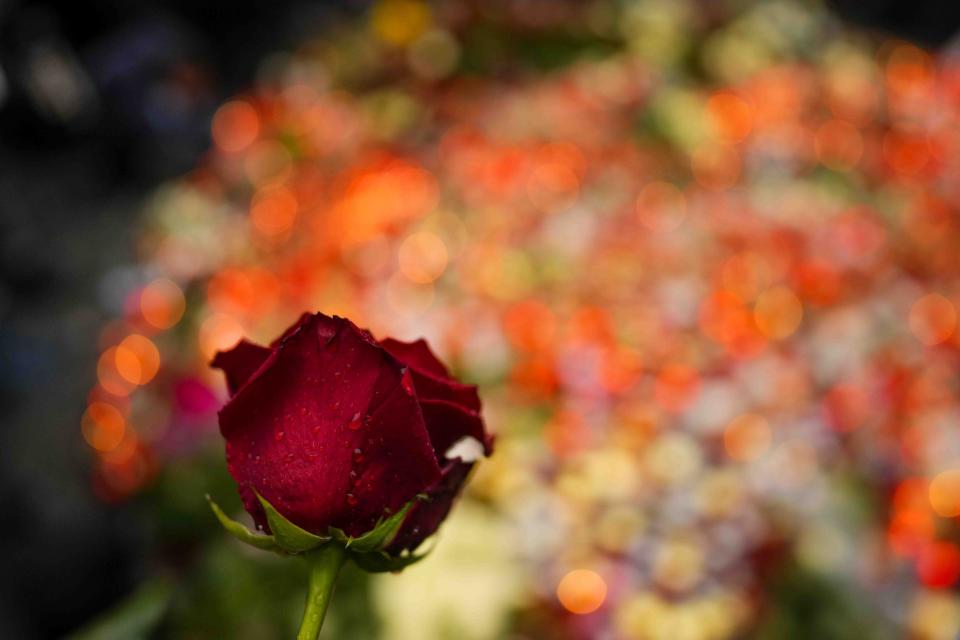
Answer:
97, 347, 135, 396
557, 569, 607, 615
527, 160, 580, 211
721, 252, 771, 302
510, 354, 558, 398
909, 293, 956, 346
250, 186, 298, 240
700, 290, 751, 344
635, 181, 687, 233
199, 314, 244, 360
883, 132, 930, 177
916, 541, 960, 589
894, 478, 930, 513
139, 278, 186, 330
212, 100, 260, 153
706, 91, 754, 142
753, 286, 803, 340
888, 509, 934, 557
654, 364, 700, 413
208, 267, 280, 318
97, 435, 151, 498
691, 143, 741, 190
398, 231, 449, 284
81, 402, 126, 452
724, 413, 771, 462
885, 44, 934, 96
503, 299, 556, 352
929, 470, 960, 518
114, 334, 160, 386
793, 259, 843, 307
330, 159, 438, 247
814, 119, 863, 170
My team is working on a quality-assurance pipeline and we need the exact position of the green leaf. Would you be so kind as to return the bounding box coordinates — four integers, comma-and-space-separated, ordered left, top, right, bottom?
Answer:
68, 577, 173, 640
206, 494, 281, 552
256, 492, 330, 553
350, 548, 431, 573
345, 499, 417, 553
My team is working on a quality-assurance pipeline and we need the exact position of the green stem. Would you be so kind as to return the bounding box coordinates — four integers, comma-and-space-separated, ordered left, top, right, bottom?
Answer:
296, 543, 347, 640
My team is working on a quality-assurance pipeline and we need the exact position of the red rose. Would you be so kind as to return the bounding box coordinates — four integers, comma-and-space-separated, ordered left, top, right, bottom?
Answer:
211, 313, 492, 553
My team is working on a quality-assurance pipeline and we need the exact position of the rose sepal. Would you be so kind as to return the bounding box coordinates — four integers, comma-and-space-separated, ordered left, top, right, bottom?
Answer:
209, 492, 431, 563
256, 492, 331, 553
350, 544, 433, 573
329, 493, 425, 553
206, 494, 282, 552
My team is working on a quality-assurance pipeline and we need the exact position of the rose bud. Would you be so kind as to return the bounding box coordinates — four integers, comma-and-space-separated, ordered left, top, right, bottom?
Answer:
208, 312, 492, 560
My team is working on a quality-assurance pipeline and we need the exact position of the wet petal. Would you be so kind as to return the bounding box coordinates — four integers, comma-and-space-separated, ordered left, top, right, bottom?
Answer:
419, 398, 492, 461
211, 339, 272, 396
380, 337, 451, 378
387, 461, 474, 553
408, 369, 481, 412
270, 311, 325, 347
218, 313, 441, 536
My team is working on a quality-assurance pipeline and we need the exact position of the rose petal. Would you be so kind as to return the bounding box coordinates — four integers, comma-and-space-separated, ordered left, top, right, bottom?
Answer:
419, 398, 492, 461
211, 340, 272, 397
387, 460, 474, 553
219, 313, 441, 537
380, 337, 481, 411
380, 337, 451, 379
407, 368, 481, 412
270, 311, 315, 347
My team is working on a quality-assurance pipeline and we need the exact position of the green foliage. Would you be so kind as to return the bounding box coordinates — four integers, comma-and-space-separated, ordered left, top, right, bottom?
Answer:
68, 578, 173, 640
208, 495, 282, 552
753, 561, 893, 640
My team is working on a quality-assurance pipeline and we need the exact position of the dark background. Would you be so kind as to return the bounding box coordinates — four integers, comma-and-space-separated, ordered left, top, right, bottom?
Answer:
0, 0, 956, 637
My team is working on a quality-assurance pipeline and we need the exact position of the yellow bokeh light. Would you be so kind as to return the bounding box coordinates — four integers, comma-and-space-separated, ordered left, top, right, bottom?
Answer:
557, 569, 607, 615
370, 0, 431, 47
408, 29, 460, 80
653, 539, 704, 593
645, 432, 703, 484
909, 591, 960, 640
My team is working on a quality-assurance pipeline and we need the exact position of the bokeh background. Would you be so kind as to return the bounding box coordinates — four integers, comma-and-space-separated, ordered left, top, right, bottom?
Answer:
4, 0, 960, 638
